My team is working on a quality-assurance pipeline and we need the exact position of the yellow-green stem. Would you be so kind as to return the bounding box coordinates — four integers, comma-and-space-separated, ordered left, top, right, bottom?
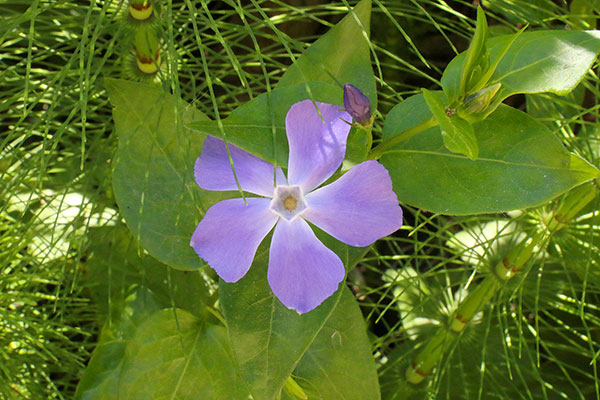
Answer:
367, 116, 438, 160
406, 328, 454, 384
405, 182, 598, 385
450, 277, 499, 333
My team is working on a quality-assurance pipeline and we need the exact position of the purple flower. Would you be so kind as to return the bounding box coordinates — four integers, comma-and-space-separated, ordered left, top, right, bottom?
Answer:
343, 83, 372, 125
191, 99, 403, 314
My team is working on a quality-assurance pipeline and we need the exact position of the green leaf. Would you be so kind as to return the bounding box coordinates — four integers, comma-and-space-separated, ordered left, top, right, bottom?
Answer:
74, 339, 126, 400
570, 0, 597, 29
277, 0, 376, 109
442, 30, 600, 110
458, 6, 489, 100
105, 78, 226, 270
220, 232, 368, 400
422, 89, 479, 159
84, 224, 212, 320
188, 82, 341, 167
76, 309, 251, 400
380, 94, 600, 214
74, 287, 164, 400
292, 288, 381, 400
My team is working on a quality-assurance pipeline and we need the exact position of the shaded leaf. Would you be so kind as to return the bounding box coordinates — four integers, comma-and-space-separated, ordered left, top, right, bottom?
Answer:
76, 309, 250, 400
84, 224, 212, 321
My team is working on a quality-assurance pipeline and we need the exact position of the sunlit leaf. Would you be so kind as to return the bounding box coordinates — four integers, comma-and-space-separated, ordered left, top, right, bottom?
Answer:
105, 78, 226, 270
381, 94, 599, 214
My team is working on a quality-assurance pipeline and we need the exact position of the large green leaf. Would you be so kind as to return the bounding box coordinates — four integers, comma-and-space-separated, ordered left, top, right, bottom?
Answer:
442, 30, 600, 105
277, 0, 376, 108
380, 94, 599, 214
188, 82, 341, 167
84, 224, 211, 320
106, 78, 226, 270
187, 0, 374, 166
76, 309, 250, 400
220, 233, 368, 400
74, 286, 162, 400
291, 288, 381, 399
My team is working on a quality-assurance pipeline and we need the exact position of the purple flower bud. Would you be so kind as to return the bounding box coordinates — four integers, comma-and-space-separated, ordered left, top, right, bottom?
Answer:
343, 83, 372, 125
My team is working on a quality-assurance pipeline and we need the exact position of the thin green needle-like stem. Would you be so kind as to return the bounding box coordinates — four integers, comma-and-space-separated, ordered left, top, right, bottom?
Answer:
405, 182, 599, 385
367, 116, 437, 160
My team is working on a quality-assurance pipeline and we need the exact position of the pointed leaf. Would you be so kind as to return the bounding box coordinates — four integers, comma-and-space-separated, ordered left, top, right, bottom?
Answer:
292, 288, 381, 399
458, 6, 489, 99
277, 0, 376, 108
381, 94, 599, 214
442, 30, 600, 107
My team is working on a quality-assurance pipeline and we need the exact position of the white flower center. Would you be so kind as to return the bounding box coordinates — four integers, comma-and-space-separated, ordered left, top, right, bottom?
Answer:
269, 185, 307, 221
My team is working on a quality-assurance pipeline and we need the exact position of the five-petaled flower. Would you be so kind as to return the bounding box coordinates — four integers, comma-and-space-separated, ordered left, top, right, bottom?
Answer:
190, 99, 403, 313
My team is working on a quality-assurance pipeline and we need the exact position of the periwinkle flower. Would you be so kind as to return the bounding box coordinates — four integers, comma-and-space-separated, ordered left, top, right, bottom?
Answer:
343, 83, 372, 125
191, 99, 402, 313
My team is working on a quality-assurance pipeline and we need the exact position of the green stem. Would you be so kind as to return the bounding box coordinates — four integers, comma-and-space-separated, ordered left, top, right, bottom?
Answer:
405, 182, 598, 385
406, 328, 454, 384
367, 116, 437, 160
545, 181, 598, 232
450, 277, 499, 333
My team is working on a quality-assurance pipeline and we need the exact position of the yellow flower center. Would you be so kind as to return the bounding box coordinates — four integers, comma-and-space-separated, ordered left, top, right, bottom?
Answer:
283, 195, 297, 211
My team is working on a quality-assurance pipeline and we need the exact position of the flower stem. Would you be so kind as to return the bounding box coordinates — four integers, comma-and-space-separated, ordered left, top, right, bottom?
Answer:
367, 116, 438, 160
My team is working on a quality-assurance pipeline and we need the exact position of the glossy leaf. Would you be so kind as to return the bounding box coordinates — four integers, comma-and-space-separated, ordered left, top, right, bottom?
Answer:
423, 89, 478, 159
76, 309, 250, 400
442, 30, 600, 109
277, 0, 376, 109
106, 78, 226, 270
381, 94, 599, 214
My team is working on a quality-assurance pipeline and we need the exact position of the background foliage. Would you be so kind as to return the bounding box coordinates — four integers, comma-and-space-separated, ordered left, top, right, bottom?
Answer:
1, 0, 600, 399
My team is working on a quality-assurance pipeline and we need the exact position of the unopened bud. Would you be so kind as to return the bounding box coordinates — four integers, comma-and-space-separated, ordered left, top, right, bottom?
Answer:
462, 83, 501, 115
343, 83, 372, 125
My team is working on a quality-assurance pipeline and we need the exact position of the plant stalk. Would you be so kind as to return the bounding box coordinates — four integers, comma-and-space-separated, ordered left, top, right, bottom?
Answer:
367, 116, 437, 160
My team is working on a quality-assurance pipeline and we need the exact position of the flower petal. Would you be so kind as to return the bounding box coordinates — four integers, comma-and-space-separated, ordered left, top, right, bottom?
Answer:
303, 160, 403, 247
190, 198, 278, 282
195, 136, 277, 197
286, 100, 352, 192
268, 218, 345, 314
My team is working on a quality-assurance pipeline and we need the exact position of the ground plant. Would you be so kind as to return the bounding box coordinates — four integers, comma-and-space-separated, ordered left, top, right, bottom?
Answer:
2, 1, 600, 399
